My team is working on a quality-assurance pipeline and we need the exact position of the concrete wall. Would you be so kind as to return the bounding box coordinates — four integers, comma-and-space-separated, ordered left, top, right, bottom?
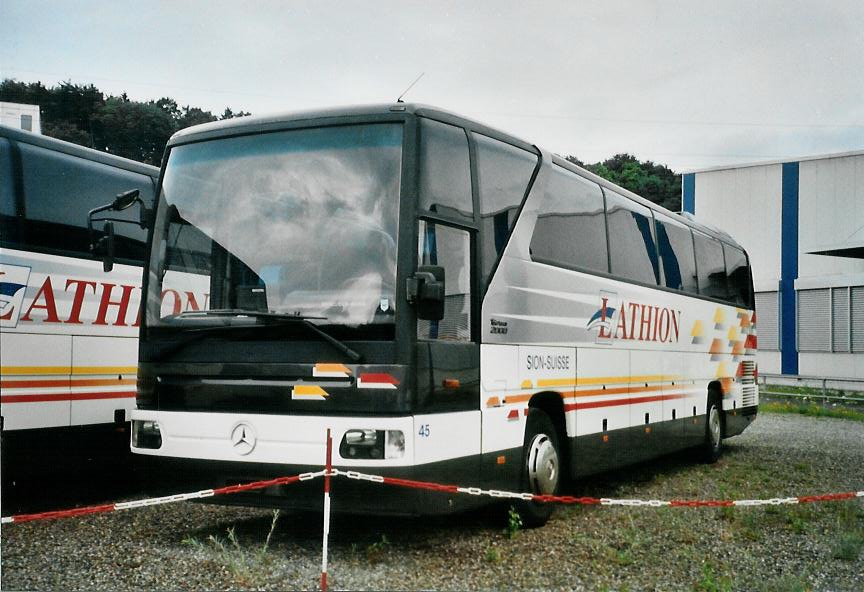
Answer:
684, 151, 864, 381
694, 164, 782, 290
798, 154, 864, 279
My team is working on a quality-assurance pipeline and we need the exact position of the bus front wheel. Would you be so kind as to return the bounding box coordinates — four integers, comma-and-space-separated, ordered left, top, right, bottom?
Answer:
515, 408, 561, 527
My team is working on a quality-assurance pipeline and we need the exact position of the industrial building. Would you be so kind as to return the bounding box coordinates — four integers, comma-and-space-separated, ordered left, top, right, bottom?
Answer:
0, 102, 41, 134
682, 150, 864, 383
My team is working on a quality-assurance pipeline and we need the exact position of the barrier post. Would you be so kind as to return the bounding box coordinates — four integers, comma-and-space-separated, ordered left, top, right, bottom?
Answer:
321, 429, 332, 592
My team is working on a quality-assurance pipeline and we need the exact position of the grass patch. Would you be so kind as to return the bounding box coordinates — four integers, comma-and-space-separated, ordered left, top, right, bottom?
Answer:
760, 401, 864, 422
180, 510, 282, 587
761, 383, 864, 399
504, 505, 522, 539
485, 547, 501, 563
695, 562, 732, 592
755, 574, 810, 592
831, 531, 864, 561
366, 533, 391, 564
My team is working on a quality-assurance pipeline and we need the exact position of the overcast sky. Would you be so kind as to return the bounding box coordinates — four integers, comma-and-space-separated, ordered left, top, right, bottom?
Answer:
2, 0, 862, 171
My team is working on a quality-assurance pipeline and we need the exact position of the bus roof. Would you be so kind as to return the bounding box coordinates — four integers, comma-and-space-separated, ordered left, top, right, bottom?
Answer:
167, 103, 745, 252
0, 124, 160, 178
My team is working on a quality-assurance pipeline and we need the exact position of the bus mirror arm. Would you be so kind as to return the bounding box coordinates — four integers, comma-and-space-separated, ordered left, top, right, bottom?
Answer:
407, 265, 445, 321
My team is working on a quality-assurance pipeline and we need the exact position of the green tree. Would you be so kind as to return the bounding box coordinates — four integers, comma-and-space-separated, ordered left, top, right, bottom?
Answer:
40, 120, 92, 146
178, 105, 218, 130
220, 107, 251, 120
91, 97, 177, 164
566, 153, 681, 211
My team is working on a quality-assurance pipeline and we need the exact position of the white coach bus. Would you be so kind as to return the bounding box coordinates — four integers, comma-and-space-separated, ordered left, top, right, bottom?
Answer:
124, 105, 757, 525
0, 125, 161, 436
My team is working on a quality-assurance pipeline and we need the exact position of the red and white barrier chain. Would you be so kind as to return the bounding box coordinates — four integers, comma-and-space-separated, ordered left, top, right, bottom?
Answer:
0, 470, 325, 525
2, 468, 861, 525
330, 468, 864, 508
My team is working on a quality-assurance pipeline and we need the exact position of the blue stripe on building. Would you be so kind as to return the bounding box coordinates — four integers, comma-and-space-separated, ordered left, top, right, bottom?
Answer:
682, 173, 695, 214
780, 162, 799, 375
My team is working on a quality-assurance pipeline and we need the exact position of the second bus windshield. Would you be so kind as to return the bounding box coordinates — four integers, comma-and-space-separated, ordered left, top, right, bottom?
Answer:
147, 123, 403, 328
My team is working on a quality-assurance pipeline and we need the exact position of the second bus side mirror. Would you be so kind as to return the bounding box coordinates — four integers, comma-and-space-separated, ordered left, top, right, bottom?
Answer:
93, 222, 116, 273
407, 265, 445, 321
87, 188, 152, 273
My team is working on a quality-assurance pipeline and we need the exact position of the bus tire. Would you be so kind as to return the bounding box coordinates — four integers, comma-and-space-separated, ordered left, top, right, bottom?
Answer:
515, 408, 561, 528
701, 393, 724, 463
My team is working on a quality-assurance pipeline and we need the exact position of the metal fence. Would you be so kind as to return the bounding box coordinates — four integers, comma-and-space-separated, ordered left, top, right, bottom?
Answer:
759, 372, 864, 403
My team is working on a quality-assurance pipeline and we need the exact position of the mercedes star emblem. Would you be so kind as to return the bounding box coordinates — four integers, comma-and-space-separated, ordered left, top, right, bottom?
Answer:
230, 422, 257, 456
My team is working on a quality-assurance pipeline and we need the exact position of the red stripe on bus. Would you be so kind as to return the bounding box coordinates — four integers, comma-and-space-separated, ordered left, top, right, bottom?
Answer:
563, 393, 688, 412
359, 373, 400, 385
0, 378, 136, 389
0, 391, 136, 403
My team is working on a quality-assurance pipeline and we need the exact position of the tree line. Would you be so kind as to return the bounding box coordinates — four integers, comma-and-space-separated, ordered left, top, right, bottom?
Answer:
1, 79, 250, 165
1, 79, 680, 210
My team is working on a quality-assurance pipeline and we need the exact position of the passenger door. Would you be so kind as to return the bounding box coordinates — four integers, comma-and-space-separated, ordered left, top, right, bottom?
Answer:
416, 221, 479, 413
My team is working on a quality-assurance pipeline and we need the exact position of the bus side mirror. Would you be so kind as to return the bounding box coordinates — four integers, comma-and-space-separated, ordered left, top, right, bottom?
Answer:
93, 222, 116, 273
111, 189, 151, 229
112, 189, 140, 211
407, 265, 445, 321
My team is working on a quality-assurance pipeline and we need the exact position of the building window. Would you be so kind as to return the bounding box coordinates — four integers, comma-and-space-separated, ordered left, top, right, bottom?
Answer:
20, 114, 33, 132
797, 289, 831, 352
755, 291, 779, 351
832, 287, 850, 352
852, 286, 864, 353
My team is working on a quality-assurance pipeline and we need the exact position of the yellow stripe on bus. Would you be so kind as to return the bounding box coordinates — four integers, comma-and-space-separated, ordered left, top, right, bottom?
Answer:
575, 374, 680, 386
534, 375, 681, 388
0, 366, 138, 376
72, 366, 138, 375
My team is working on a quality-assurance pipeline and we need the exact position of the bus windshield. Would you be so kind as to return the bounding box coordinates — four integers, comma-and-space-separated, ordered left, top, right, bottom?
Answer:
146, 123, 403, 330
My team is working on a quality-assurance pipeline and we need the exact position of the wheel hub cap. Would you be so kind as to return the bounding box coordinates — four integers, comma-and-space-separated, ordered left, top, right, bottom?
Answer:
709, 406, 721, 448
527, 434, 558, 494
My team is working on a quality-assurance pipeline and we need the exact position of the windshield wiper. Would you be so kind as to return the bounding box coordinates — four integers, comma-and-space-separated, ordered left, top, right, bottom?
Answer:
160, 310, 363, 363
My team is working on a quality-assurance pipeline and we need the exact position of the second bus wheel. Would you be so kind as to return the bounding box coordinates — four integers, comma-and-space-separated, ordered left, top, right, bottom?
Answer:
515, 408, 561, 527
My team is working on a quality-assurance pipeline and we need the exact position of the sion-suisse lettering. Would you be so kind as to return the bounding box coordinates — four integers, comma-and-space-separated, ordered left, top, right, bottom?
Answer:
526, 354, 570, 371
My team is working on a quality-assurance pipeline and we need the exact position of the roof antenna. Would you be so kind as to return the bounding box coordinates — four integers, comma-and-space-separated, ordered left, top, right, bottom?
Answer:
396, 72, 425, 103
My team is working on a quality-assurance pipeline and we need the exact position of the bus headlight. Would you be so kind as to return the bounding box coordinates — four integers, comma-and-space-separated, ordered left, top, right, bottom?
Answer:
339, 429, 404, 460
132, 420, 162, 449
385, 430, 405, 459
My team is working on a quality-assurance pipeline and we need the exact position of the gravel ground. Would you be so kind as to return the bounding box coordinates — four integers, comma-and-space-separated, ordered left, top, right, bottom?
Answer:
2, 412, 863, 591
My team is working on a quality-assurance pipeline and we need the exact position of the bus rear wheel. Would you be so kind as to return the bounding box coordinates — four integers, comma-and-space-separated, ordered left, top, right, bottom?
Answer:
701, 394, 724, 463
515, 408, 561, 527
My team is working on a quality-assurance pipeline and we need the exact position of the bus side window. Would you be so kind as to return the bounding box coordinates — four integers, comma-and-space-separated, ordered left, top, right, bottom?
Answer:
17, 142, 152, 262
605, 189, 660, 286
418, 118, 473, 224
0, 137, 19, 246
417, 220, 471, 342
724, 243, 752, 307
655, 215, 698, 293
474, 133, 538, 286
694, 232, 728, 301
530, 165, 607, 274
